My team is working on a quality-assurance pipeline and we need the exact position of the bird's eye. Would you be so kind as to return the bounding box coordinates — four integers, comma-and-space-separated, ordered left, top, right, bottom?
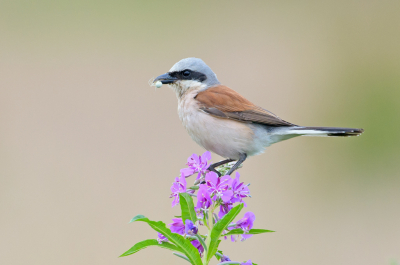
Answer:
182, 70, 191, 77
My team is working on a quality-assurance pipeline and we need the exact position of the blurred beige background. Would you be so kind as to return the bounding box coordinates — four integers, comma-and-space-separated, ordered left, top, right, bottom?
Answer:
1, 1, 399, 264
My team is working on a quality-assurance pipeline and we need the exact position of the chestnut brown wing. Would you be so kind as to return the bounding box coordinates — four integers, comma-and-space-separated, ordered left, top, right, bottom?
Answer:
195, 85, 294, 127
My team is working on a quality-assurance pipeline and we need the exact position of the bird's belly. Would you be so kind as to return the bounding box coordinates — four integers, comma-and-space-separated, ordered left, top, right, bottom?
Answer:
180, 110, 262, 160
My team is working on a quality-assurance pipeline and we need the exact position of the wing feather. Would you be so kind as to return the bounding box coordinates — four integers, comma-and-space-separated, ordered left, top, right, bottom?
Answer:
195, 85, 294, 127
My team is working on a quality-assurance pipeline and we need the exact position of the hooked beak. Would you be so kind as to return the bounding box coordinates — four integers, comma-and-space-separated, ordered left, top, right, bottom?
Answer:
154, 73, 178, 84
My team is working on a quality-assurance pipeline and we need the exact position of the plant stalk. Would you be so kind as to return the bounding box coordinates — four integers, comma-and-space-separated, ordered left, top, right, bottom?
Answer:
202, 204, 214, 265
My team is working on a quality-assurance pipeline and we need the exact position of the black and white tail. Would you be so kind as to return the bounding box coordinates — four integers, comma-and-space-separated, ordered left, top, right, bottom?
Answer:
289, 126, 364, 137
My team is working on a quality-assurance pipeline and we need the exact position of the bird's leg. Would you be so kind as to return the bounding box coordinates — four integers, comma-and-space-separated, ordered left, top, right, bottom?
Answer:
226, 153, 247, 176
208, 159, 234, 177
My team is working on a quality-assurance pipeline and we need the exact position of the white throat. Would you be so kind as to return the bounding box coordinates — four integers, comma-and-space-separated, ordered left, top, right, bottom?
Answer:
169, 80, 207, 99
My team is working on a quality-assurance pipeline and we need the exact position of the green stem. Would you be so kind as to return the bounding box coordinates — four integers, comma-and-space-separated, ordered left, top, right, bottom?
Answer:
202, 204, 215, 265
203, 210, 210, 230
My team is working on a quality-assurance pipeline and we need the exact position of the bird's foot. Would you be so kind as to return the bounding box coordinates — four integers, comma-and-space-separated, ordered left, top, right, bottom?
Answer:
225, 153, 247, 176
207, 159, 234, 177
207, 166, 221, 177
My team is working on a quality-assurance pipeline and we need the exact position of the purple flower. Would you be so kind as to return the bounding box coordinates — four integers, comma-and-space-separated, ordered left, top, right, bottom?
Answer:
241, 260, 252, 265
221, 255, 231, 262
236, 212, 256, 241
157, 232, 168, 244
169, 218, 185, 235
180, 151, 211, 179
191, 240, 204, 256
205, 172, 233, 203
170, 174, 187, 207
236, 212, 255, 232
230, 172, 250, 206
225, 225, 237, 242
184, 220, 198, 235
195, 185, 212, 211
218, 203, 233, 219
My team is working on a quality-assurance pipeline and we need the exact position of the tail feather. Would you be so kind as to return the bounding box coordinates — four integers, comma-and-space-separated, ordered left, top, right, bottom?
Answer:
295, 126, 364, 137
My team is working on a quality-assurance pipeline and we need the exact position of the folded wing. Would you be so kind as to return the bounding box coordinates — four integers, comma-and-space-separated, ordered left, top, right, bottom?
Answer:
195, 85, 294, 127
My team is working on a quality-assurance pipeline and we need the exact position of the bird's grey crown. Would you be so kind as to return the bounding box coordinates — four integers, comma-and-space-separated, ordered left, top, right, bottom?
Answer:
169, 57, 220, 87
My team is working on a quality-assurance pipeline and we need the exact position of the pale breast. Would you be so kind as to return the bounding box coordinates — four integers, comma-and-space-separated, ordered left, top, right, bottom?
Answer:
178, 90, 258, 160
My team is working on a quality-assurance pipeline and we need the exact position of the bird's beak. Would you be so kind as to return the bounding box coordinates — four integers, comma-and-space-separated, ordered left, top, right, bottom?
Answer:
154, 73, 178, 84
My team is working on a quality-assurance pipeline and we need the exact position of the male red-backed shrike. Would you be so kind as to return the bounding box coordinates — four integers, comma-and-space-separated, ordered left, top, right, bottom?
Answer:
153, 58, 364, 176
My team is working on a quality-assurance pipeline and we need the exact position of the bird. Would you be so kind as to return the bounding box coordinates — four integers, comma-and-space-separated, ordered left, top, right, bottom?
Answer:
153, 58, 364, 176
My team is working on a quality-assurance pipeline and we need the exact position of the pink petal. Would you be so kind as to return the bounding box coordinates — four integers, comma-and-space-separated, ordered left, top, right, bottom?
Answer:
187, 154, 198, 164
221, 190, 233, 203
179, 174, 187, 190
205, 171, 219, 185
219, 175, 233, 187
201, 151, 212, 162
180, 168, 195, 177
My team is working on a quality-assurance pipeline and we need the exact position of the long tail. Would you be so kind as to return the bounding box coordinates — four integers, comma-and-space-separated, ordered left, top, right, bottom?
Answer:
289, 126, 364, 137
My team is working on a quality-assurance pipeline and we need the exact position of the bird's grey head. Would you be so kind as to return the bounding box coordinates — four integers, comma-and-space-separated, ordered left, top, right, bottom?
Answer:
154, 58, 220, 97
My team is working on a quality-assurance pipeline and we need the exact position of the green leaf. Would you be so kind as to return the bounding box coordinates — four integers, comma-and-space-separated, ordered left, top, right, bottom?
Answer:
214, 250, 223, 261
207, 239, 221, 263
179, 193, 197, 225
129, 215, 202, 265
120, 239, 182, 257
173, 252, 191, 263
207, 204, 244, 262
193, 234, 207, 252
129, 214, 146, 223
223, 228, 275, 236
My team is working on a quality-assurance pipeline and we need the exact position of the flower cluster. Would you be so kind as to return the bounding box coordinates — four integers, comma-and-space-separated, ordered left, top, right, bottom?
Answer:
171, 152, 250, 218
167, 151, 256, 262
122, 151, 272, 265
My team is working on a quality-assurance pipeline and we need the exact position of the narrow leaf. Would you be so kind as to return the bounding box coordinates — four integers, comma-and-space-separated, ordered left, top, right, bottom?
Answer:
129, 215, 202, 265
186, 236, 198, 242
223, 228, 275, 236
179, 193, 197, 225
207, 204, 244, 262
173, 252, 191, 263
214, 250, 223, 261
207, 239, 221, 263
129, 214, 146, 223
120, 239, 182, 257
194, 234, 207, 252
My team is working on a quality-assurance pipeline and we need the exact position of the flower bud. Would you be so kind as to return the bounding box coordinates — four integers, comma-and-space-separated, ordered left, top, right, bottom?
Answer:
156, 233, 168, 244
221, 255, 231, 262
